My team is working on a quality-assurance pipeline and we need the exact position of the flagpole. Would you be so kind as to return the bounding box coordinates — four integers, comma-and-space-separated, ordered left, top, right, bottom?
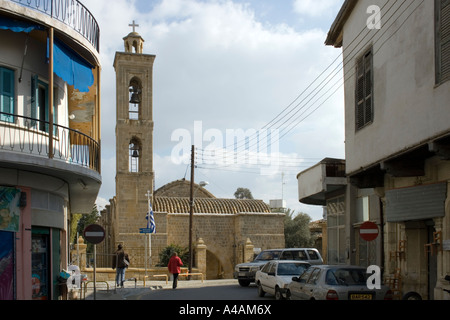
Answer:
145, 190, 151, 280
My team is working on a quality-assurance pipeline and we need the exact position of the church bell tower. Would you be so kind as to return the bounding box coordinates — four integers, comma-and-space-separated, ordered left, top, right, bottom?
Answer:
113, 21, 155, 256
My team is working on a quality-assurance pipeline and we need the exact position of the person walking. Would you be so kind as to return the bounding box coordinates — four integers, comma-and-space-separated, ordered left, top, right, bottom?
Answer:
112, 244, 130, 288
167, 252, 183, 289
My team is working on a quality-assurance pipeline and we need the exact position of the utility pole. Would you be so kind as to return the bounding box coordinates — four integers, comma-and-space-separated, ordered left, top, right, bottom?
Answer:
188, 145, 195, 276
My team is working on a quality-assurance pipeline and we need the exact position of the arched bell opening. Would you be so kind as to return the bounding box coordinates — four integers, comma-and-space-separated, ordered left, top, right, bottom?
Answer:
128, 77, 142, 120
129, 136, 142, 173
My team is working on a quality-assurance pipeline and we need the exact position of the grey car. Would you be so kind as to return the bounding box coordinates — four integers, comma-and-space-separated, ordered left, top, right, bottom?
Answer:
286, 265, 393, 300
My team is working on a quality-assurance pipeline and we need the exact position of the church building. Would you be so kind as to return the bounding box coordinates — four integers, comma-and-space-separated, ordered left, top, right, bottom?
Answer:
97, 26, 285, 279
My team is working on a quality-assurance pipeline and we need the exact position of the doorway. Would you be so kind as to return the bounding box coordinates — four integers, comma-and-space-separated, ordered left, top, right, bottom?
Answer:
31, 229, 50, 300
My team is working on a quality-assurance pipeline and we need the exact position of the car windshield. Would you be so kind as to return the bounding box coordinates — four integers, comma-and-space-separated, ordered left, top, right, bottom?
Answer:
254, 251, 281, 261
277, 263, 310, 276
326, 268, 368, 286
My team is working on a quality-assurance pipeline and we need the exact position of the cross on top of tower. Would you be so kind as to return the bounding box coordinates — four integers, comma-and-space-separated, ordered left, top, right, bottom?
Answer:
129, 20, 139, 33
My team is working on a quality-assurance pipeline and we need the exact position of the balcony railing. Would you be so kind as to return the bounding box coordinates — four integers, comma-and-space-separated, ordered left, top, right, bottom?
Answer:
0, 112, 100, 173
9, 0, 100, 52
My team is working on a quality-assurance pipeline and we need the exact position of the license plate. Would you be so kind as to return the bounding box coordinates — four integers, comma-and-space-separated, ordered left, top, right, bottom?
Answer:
239, 272, 246, 277
349, 293, 373, 300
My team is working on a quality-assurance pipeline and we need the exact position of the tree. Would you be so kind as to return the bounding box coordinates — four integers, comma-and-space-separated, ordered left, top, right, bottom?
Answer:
157, 244, 190, 268
76, 204, 100, 253
284, 210, 315, 248
234, 187, 254, 199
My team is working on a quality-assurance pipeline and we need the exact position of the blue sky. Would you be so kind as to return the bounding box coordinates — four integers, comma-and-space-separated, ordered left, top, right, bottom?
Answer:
84, 0, 346, 221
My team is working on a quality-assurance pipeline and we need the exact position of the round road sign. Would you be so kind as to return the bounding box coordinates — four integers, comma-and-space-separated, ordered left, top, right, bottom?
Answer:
359, 221, 379, 242
83, 224, 105, 244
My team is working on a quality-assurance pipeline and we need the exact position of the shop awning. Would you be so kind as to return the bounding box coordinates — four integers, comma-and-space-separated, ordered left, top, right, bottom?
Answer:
51, 38, 94, 92
0, 16, 44, 33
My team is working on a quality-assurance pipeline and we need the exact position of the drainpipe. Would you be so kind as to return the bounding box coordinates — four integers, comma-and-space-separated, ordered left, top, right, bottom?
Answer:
48, 27, 54, 159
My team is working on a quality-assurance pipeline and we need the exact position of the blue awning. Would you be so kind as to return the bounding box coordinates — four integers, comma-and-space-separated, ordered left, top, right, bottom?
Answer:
51, 38, 94, 92
0, 16, 45, 33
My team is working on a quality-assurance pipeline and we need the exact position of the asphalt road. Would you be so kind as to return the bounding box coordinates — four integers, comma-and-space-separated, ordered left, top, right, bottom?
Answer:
132, 283, 270, 300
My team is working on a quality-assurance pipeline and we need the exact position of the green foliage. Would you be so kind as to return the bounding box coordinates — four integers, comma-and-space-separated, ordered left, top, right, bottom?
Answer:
157, 244, 190, 268
234, 187, 254, 199
74, 204, 100, 253
284, 210, 315, 248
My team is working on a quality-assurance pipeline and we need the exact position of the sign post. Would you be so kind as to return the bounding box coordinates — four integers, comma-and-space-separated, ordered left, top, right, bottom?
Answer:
359, 221, 379, 242
83, 224, 105, 300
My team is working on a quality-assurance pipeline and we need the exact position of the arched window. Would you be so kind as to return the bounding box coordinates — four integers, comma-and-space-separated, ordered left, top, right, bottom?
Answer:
128, 77, 142, 120
129, 137, 141, 172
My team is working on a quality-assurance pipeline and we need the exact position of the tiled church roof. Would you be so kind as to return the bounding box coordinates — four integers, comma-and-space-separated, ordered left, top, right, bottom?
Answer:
153, 196, 271, 214
154, 179, 216, 198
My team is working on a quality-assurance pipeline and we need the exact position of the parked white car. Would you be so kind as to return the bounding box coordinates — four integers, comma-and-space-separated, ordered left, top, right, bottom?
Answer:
286, 265, 393, 300
255, 260, 310, 300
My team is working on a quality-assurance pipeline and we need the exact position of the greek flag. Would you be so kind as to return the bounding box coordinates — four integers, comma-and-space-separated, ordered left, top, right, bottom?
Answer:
146, 201, 156, 233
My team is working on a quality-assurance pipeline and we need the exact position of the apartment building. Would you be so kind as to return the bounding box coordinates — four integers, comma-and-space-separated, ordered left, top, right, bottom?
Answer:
324, 0, 450, 299
0, 0, 101, 299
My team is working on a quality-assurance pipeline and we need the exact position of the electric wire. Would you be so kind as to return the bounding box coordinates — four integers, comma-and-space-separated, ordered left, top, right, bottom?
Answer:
195, 0, 426, 174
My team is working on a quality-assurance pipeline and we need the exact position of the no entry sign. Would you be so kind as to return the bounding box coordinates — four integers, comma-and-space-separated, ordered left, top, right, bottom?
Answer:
359, 221, 379, 242
83, 224, 105, 244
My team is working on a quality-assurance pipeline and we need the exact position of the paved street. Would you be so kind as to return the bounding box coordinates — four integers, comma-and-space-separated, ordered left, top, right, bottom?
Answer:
83, 279, 271, 301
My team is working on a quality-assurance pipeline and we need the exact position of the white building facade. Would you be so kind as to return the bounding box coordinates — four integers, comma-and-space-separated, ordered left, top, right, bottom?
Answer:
325, 0, 450, 300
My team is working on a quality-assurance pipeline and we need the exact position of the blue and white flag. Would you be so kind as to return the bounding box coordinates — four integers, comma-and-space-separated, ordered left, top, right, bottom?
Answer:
146, 200, 156, 233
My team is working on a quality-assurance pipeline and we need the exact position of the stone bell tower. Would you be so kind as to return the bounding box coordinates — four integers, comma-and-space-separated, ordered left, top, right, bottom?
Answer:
113, 21, 155, 262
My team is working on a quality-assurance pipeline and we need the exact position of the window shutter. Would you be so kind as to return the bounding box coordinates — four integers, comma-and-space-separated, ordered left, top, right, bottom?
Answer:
364, 50, 373, 124
356, 58, 365, 130
437, 0, 450, 83
0, 67, 14, 123
355, 48, 373, 130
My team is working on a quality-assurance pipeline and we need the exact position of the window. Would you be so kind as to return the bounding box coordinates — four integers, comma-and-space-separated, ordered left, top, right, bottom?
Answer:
0, 67, 15, 123
31, 75, 58, 134
355, 48, 373, 130
298, 267, 313, 284
261, 262, 272, 273
356, 196, 370, 222
327, 196, 346, 264
307, 268, 321, 285
307, 250, 319, 260
281, 250, 307, 260
436, 0, 450, 84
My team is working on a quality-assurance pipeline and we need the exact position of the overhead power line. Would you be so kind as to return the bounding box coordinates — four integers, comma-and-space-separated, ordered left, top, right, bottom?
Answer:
196, 0, 426, 175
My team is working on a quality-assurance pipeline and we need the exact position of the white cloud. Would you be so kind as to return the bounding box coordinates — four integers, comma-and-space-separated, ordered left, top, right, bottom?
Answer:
85, 0, 344, 221
293, 0, 342, 18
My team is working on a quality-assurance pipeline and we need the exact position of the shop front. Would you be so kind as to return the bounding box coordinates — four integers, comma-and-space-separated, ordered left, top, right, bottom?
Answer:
0, 183, 67, 300
385, 182, 448, 300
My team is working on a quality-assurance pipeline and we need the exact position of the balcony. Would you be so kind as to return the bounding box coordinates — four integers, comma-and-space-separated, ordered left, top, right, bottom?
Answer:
297, 158, 346, 205
8, 0, 99, 52
0, 112, 101, 213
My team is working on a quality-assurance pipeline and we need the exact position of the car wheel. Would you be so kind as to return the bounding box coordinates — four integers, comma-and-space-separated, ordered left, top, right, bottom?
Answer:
402, 292, 422, 300
257, 282, 265, 297
285, 289, 291, 300
275, 287, 284, 300
238, 279, 250, 287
